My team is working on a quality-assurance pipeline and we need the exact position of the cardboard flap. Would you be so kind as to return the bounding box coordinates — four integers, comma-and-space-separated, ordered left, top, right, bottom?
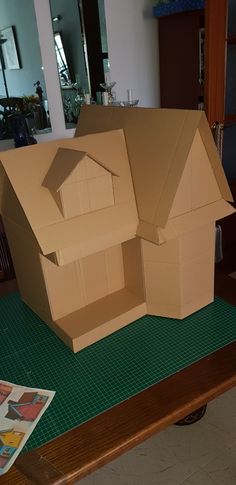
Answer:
137, 220, 166, 245
42, 148, 87, 192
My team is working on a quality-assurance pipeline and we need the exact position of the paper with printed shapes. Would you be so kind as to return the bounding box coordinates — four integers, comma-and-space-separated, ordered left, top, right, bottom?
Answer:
0, 380, 55, 475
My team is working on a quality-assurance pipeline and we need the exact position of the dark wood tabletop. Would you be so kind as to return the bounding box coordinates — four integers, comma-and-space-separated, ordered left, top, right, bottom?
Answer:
1, 273, 236, 485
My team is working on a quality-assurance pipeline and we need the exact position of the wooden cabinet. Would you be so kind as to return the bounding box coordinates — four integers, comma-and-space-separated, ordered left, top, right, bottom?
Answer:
205, 0, 235, 124
157, 1, 236, 182
205, 0, 236, 182
158, 9, 204, 110
205, 0, 236, 275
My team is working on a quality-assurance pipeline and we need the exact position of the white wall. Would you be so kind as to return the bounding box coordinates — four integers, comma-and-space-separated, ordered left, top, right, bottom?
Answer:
104, 0, 160, 107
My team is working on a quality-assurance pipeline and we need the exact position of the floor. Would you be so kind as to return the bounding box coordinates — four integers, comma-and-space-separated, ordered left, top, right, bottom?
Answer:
80, 386, 236, 485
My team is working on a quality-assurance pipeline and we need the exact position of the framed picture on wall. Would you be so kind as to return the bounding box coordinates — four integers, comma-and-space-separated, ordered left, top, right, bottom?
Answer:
0, 26, 20, 70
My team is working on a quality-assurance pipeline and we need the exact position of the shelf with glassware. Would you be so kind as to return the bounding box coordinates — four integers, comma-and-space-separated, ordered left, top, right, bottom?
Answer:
99, 82, 139, 107
62, 80, 139, 127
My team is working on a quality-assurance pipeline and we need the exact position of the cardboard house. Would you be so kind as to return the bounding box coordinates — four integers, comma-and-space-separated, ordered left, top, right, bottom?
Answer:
0, 107, 234, 352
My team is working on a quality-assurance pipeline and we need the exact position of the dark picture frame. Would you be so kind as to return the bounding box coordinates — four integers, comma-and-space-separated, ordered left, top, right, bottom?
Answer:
0, 26, 20, 70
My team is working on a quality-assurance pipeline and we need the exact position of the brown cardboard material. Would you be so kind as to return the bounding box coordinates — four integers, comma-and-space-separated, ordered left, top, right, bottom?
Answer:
54, 289, 146, 352
0, 129, 137, 257
147, 292, 213, 319
2, 216, 53, 323
0, 106, 235, 351
43, 148, 117, 219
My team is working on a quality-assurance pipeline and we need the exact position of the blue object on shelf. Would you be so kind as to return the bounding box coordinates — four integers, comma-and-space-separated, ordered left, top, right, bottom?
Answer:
153, 0, 205, 18
11, 114, 37, 148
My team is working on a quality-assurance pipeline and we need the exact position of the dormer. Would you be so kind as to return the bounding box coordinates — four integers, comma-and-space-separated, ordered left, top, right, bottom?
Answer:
43, 147, 117, 219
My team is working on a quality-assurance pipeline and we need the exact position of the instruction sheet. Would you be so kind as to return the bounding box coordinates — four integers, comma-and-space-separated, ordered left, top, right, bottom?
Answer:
0, 379, 55, 475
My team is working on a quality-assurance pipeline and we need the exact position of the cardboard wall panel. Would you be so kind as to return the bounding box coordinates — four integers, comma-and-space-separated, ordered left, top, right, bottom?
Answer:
179, 292, 214, 318
169, 157, 192, 218
79, 244, 125, 306
122, 238, 145, 300
180, 250, 215, 305
147, 301, 182, 319
104, 244, 125, 294
179, 223, 215, 262
74, 159, 86, 182
1, 177, 31, 231
79, 250, 109, 305
2, 216, 52, 323
88, 174, 114, 211
147, 291, 213, 319
141, 238, 180, 264
40, 255, 85, 320
142, 225, 215, 318
85, 157, 108, 178
42, 244, 125, 321
143, 260, 181, 306
59, 182, 85, 218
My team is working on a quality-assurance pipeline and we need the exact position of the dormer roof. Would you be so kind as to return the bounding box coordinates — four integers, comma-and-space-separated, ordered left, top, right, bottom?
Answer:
43, 148, 118, 193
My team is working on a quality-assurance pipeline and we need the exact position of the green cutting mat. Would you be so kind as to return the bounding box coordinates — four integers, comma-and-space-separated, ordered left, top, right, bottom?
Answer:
0, 292, 236, 452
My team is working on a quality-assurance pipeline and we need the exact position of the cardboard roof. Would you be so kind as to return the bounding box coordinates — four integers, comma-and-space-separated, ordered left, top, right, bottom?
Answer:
77, 106, 233, 229
43, 147, 118, 193
0, 129, 138, 258
1, 107, 234, 259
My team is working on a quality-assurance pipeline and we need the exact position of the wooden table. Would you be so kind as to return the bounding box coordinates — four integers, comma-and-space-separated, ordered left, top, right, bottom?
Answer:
2, 342, 236, 485
1, 277, 236, 485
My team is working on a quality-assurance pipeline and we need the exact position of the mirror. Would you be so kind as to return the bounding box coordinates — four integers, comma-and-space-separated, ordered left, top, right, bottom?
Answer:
0, 0, 51, 141
50, 0, 110, 128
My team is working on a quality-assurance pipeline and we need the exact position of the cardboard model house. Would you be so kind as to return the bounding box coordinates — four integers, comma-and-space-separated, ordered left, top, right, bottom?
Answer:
0, 107, 234, 352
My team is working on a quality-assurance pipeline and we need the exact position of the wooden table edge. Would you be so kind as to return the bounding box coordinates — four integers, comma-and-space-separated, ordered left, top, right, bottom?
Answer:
2, 340, 235, 485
